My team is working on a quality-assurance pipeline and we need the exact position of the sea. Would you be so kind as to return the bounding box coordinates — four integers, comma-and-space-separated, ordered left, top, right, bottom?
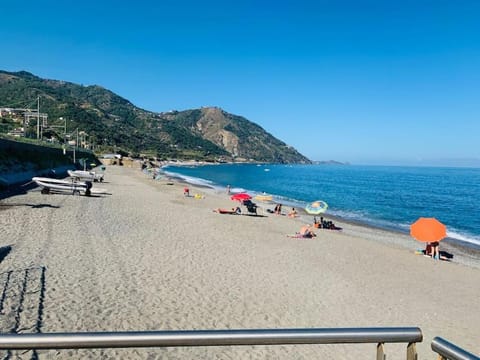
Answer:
161, 163, 480, 250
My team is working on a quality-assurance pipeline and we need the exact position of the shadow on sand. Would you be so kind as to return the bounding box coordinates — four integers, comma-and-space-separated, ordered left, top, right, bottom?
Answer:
0, 203, 61, 210
0, 246, 12, 264
0, 266, 46, 359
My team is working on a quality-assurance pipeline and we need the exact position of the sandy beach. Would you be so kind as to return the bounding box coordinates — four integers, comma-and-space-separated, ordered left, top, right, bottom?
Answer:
1, 165, 479, 359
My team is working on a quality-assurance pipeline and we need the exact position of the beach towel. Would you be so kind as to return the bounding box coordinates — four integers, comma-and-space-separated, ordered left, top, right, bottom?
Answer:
414, 249, 454, 261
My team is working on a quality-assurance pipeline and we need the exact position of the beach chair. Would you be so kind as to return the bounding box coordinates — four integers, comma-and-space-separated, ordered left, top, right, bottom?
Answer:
242, 199, 258, 215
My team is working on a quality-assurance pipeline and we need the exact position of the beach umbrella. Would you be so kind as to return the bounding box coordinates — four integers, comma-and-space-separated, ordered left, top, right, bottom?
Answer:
231, 193, 252, 201
410, 217, 446, 242
305, 200, 328, 215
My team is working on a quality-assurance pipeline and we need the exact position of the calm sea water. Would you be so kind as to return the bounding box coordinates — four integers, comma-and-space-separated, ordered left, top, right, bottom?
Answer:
162, 164, 480, 248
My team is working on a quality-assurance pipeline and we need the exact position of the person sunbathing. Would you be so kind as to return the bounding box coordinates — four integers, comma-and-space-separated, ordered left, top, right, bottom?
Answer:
299, 225, 316, 238
288, 207, 298, 218
287, 225, 316, 238
214, 207, 241, 215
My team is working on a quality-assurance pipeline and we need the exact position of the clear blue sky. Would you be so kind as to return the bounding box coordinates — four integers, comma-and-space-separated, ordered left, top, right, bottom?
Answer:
2, 0, 479, 166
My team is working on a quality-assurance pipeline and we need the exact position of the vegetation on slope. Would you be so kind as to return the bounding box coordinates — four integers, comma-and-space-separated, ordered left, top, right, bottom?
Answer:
0, 70, 310, 163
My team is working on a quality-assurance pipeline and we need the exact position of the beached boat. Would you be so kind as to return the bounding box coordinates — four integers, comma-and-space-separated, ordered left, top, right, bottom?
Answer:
67, 169, 104, 182
32, 177, 107, 196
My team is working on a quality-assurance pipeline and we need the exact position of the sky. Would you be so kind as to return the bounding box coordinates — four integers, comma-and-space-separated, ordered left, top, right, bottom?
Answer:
1, 0, 479, 166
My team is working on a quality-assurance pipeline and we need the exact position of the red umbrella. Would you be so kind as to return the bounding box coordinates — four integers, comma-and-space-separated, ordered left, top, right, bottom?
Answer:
410, 217, 447, 243
231, 193, 252, 201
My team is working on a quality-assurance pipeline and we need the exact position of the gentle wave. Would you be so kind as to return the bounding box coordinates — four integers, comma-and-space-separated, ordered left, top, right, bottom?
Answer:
446, 230, 480, 247
162, 171, 217, 188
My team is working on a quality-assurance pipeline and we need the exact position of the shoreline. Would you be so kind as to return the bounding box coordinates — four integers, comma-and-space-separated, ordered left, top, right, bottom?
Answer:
157, 165, 480, 264
3, 162, 478, 270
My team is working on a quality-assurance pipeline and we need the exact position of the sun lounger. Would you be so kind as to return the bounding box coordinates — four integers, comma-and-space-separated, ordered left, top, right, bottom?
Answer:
242, 199, 258, 215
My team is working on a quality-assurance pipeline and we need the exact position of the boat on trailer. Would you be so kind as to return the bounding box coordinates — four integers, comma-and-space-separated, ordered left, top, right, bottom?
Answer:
32, 177, 107, 196
67, 169, 104, 182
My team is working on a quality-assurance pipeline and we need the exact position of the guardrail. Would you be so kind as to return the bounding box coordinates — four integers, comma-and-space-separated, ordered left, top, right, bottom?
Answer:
431, 337, 480, 360
0, 327, 422, 359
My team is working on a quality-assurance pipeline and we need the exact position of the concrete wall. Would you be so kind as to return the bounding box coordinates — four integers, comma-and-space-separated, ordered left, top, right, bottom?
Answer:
0, 138, 99, 185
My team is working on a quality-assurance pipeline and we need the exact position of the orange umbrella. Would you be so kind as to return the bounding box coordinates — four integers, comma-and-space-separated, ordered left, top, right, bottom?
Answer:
410, 217, 446, 242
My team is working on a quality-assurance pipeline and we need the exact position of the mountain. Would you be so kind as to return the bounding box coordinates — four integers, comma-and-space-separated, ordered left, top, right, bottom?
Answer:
0, 70, 310, 163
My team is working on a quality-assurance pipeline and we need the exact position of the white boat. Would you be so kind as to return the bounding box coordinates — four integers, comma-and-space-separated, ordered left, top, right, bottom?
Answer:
67, 169, 104, 182
32, 177, 107, 196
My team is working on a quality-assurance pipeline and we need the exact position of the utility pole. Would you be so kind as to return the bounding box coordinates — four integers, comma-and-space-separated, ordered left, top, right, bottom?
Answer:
37, 96, 40, 139
73, 128, 78, 164
62, 117, 66, 141
61, 117, 67, 155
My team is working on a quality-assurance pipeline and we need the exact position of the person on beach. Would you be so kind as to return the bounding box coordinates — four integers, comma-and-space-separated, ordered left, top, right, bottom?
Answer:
226, 185, 231, 194
288, 207, 298, 218
274, 203, 282, 215
184, 187, 190, 196
288, 225, 317, 238
214, 207, 241, 214
299, 225, 316, 238
426, 241, 440, 260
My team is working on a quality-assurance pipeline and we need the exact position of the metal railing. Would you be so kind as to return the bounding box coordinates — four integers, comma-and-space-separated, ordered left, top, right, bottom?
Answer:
0, 327, 422, 359
431, 337, 480, 360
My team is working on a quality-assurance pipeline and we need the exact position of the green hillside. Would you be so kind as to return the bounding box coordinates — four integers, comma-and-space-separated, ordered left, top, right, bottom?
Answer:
0, 70, 310, 163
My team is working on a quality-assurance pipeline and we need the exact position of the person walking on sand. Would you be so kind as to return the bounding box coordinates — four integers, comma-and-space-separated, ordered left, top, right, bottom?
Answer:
184, 187, 190, 197
226, 185, 231, 195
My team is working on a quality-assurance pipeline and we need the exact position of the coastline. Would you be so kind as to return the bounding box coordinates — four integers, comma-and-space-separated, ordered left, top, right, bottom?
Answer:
159, 163, 480, 268
0, 165, 479, 359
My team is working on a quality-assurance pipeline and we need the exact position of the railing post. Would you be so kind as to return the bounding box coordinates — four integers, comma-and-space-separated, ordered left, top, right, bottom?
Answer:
407, 342, 418, 360
377, 342, 386, 360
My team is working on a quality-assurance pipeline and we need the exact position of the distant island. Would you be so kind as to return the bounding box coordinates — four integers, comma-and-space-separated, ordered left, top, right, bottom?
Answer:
312, 160, 349, 165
